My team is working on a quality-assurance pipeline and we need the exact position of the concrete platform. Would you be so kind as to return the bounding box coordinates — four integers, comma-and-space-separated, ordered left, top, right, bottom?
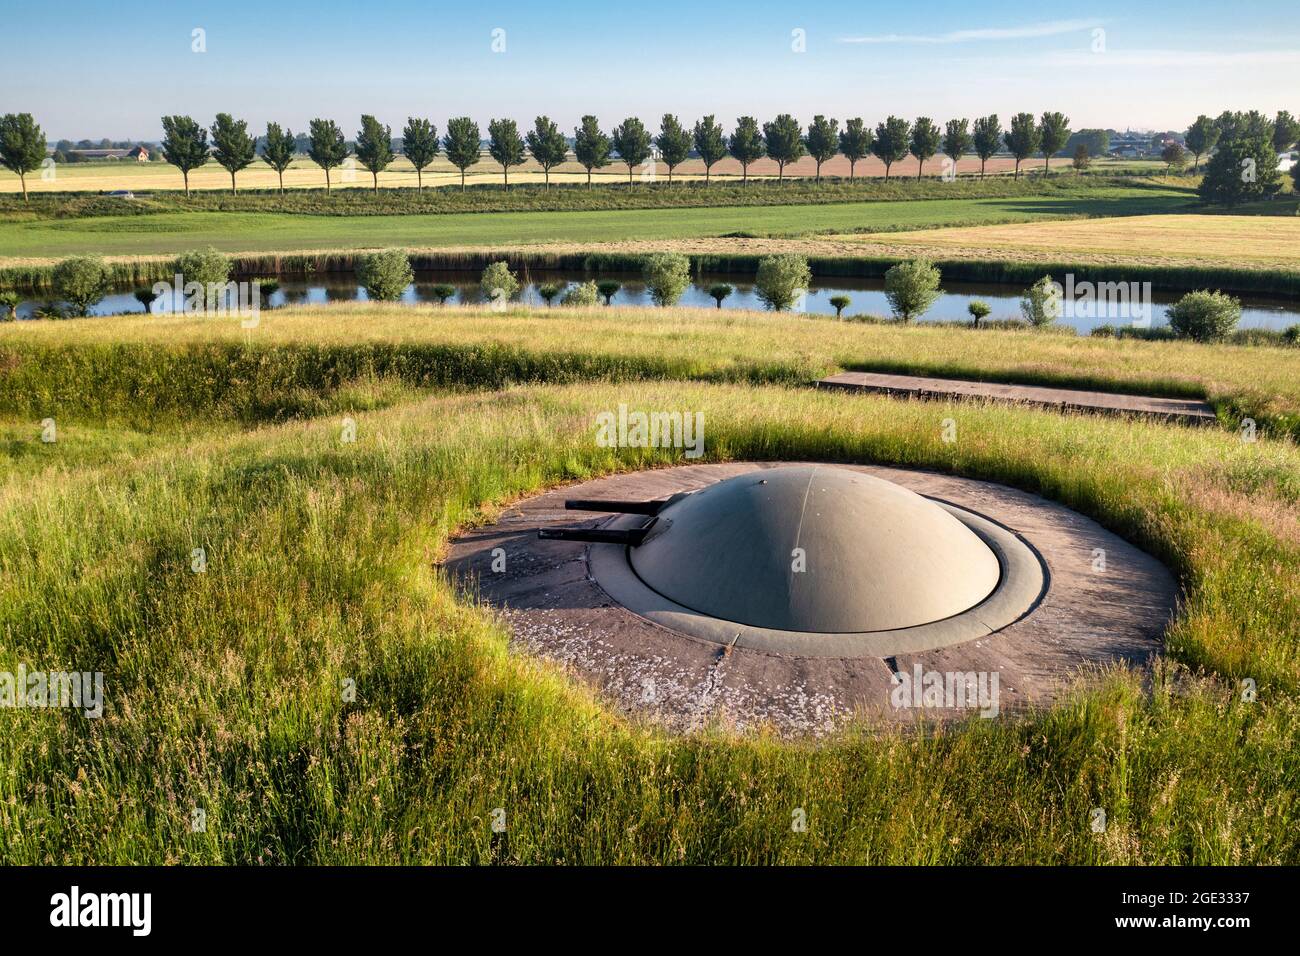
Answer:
445, 462, 1178, 737
816, 371, 1219, 426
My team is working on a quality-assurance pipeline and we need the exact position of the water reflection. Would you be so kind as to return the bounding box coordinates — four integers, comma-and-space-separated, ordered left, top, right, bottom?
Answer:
16, 268, 1299, 332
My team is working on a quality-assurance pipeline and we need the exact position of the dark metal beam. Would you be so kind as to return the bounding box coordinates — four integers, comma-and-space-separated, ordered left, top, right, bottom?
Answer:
538, 520, 658, 546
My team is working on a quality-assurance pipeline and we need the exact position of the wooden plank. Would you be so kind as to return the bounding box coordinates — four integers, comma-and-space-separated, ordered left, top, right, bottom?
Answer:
816, 371, 1218, 425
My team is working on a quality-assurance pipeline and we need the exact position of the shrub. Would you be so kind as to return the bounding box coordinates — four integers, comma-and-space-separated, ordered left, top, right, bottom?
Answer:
480, 261, 520, 303
561, 281, 600, 307
754, 254, 811, 311
356, 250, 414, 301
32, 302, 69, 320
1198, 136, 1282, 206
1020, 276, 1061, 327
52, 255, 110, 316
1166, 290, 1242, 342
428, 284, 457, 305
828, 294, 851, 319
967, 300, 991, 327
133, 288, 159, 313
707, 283, 733, 308
883, 259, 941, 322
174, 247, 231, 287
596, 280, 621, 305
538, 282, 563, 307
0, 290, 18, 321
642, 253, 691, 307
254, 278, 280, 298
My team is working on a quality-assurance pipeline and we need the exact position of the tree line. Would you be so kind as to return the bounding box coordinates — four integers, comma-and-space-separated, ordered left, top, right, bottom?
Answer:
2, 109, 1296, 202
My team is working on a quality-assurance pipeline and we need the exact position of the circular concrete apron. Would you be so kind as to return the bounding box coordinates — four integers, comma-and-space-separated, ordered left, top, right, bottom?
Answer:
444, 462, 1176, 736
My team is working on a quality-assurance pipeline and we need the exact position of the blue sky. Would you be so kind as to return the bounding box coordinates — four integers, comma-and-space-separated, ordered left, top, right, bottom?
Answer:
4, 0, 1297, 139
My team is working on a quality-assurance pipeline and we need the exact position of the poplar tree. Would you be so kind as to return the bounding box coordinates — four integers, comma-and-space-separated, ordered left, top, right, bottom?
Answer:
692, 115, 727, 184
402, 117, 439, 190
261, 122, 297, 193
612, 116, 652, 184
443, 116, 482, 191
572, 115, 611, 187
804, 115, 839, 182
0, 112, 47, 203
211, 113, 255, 194
763, 113, 805, 182
525, 116, 567, 189
728, 116, 765, 183
488, 118, 526, 187
655, 114, 692, 183
355, 115, 394, 192
160, 115, 209, 196
307, 118, 348, 192
838, 118, 872, 180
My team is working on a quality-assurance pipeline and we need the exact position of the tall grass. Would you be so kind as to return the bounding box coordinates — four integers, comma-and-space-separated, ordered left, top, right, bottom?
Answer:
1, 382, 1297, 863
3, 304, 1299, 438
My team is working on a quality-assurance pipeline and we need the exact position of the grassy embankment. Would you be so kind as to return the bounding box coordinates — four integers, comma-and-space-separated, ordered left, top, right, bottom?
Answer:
0, 184, 1195, 262
4, 304, 1299, 437
1, 324, 1297, 862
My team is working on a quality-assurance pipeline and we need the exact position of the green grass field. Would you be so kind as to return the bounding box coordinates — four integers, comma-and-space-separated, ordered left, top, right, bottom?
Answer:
0, 187, 1194, 260
2, 305, 1298, 863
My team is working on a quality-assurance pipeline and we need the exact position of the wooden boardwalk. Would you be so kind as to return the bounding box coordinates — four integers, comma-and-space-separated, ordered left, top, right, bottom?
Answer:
816, 371, 1219, 426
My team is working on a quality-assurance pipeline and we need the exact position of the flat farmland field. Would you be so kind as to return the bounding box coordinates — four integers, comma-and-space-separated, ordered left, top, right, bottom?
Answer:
0, 153, 1085, 194
823, 214, 1300, 269
0, 188, 1193, 260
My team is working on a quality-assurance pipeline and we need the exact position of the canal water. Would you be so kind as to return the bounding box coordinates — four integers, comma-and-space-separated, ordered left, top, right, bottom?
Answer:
15, 268, 1299, 332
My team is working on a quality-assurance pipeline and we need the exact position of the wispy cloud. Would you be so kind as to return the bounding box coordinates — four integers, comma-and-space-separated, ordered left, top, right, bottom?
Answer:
1044, 48, 1300, 67
839, 18, 1101, 45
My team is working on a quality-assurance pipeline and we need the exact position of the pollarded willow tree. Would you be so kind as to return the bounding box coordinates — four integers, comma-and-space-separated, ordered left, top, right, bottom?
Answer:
1004, 112, 1041, 179
1038, 111, 1071, 174
764, 113, 805, 182
573, 115, 612, 188
804, 115, 839, 182
402, 117, 439, 190
972, 114, 1002, 179
655, 114, 692, 183
692, 115, 727, 184
488, 118, 526, 188
728, 116, 765, 183
211, 113, 255, 194
260, 122, 297, 193
355, 115, 394, 192
525, 116, 568, 189
307, 118, 348, 192
0, 112, 47, 203
871, 116, 911, 180
612, 116, 652, 184
160, 115, 209, 196
910, 116, 940, 180
443, 116, 482, 191
838, 118, 872, 180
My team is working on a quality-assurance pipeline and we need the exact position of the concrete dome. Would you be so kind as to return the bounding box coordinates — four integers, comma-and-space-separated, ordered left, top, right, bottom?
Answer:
628, 465, 1001, 633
